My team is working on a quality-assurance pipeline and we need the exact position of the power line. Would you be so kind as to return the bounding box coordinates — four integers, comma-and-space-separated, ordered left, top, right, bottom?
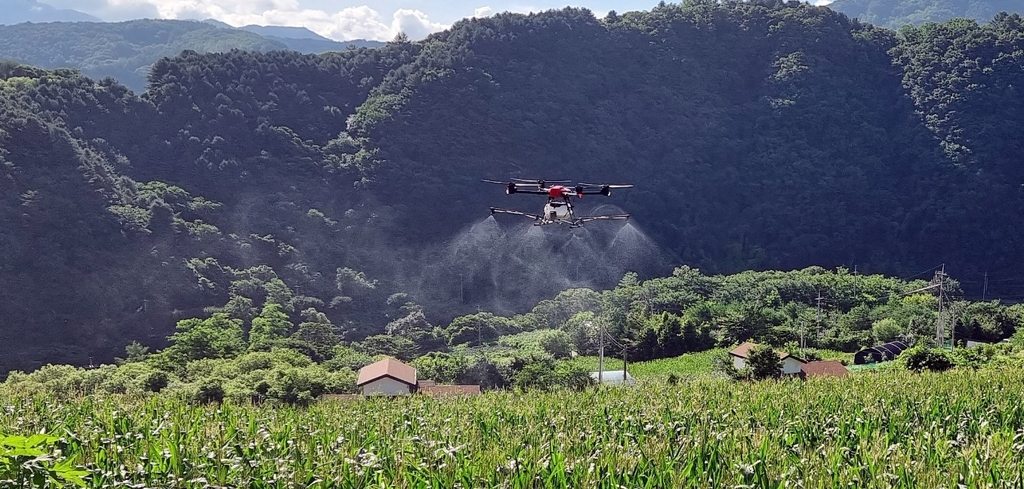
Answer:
903, 264, 946, 281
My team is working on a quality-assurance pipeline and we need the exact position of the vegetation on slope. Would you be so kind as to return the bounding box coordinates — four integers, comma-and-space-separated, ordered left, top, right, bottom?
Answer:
0, 19, 380, 91
829, 0, 1024, 28
2, 2, 1024, 371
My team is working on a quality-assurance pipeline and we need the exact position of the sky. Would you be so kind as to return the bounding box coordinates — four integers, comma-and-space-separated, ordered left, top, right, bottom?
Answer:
36, 0, 833, 42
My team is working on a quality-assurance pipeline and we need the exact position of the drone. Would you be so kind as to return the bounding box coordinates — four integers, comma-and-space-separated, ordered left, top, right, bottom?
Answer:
483, 178, 633, 227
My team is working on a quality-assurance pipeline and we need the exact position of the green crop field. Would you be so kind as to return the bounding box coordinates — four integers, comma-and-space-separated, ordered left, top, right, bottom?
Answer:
566, 349, 725, 379
1, 369, 1023, 487
567, 348, 854, 379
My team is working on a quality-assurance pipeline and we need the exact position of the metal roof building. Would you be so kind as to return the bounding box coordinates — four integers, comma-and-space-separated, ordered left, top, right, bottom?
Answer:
854, 340, 909, 365
590, 370, 635, 386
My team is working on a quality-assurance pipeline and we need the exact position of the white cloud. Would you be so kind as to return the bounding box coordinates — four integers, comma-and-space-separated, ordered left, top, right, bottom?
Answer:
814, 0, 834, 5
473, 6, 493, 18
79, 0, 448, 41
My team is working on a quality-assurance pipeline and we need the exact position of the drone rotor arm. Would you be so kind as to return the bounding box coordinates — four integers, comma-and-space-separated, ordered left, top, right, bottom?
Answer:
575, 214, 630, 224
490, 207, 545, 221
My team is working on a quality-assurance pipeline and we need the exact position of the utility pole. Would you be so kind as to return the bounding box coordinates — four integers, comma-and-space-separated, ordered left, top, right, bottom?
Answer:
799, 319, 805, 350
933, 264, 947, 347
622, 345, 628, 385
983, 271, 988, 301
815, 291, 824, 344
598, 323, 604, 385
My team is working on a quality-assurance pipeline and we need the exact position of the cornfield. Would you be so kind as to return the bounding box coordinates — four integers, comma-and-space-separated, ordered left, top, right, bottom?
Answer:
2, 369, 1023, 488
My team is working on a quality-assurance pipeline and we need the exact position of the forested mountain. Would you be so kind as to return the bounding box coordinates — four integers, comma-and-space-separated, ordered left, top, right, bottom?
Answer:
0, 20, 382, 91
2, 1, 1024, 374
0, 0, 99, 25
829, 0, 1024, 28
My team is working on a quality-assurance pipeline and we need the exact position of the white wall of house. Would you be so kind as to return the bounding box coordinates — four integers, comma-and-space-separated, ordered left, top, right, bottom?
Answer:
361, 377, 413, 396
781, 357, 804, 375
734, 355, 803, 375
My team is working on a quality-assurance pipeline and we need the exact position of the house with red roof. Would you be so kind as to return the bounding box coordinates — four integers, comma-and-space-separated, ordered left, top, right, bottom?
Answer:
357, 357, 418, 396
356, 357, 480, 397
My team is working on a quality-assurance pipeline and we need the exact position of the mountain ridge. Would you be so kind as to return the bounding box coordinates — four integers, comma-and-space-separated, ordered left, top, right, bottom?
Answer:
1, 4, 1022, 374
0, 0, 99, 25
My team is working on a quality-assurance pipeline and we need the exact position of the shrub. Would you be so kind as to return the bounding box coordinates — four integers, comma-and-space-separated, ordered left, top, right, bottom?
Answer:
195, 377, 226, 404
901, 346, 954, 372
746, 345, 782, 380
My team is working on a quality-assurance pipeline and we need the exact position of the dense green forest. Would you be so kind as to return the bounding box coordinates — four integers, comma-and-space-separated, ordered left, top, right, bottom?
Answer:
2, 1, 1024, 374
0, 20, 382, 91
829, 0, 1024, 28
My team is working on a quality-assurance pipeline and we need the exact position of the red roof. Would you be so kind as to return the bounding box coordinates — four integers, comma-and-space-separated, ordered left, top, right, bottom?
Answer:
357, 357, 417, 387
728, 342, 758, 358
418, 385, 481, 397
729, 342, 802, 362
801, 360, 849, 378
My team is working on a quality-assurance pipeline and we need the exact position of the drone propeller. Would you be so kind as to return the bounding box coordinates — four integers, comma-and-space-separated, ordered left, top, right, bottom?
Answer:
511, 178, 570, 186
578, 183, 634, 189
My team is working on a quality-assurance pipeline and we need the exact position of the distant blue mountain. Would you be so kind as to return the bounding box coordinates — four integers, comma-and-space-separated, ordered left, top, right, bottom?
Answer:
1, 0, 99, 25
202, 20, 385, 51
239, 25, 328, 41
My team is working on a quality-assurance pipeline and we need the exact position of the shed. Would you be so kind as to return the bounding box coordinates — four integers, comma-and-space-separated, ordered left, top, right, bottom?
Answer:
590, 370, 635, 386
729, 342, 806, 375
357, 357, 417, 396
800, 360, 849, 378
853, 340, 908, 365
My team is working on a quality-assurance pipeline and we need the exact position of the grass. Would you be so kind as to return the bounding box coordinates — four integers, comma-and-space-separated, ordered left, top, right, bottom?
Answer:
568, 348, 854, 379
566, 349, 725, 379
3, 368, 1023, 487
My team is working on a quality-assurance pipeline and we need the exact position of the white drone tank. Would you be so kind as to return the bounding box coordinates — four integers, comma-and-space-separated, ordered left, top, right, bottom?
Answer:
543, 202, 571, 221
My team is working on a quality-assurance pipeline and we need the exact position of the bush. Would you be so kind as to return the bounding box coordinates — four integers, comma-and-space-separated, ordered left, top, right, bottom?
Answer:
143, 371, 170, 392
711, 351, 745, 380
901, 346, 954, 372
195, 377, 226, 404
747, 345, 782, 380
266, 367, 329, 405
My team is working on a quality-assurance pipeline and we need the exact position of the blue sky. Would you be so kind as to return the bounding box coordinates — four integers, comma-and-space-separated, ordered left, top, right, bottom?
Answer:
35, 0, 675, 41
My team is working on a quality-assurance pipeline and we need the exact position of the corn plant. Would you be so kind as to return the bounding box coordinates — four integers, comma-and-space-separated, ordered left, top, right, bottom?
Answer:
0, 369, 1022, 487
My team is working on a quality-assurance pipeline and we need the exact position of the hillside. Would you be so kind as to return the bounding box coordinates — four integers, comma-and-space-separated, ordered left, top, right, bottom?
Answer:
0, 19, 382, 91
1, 3, 1024, 373
829, 0, 1024, 28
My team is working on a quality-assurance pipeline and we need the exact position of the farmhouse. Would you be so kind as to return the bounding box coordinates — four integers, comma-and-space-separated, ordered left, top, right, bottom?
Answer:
729, 342, 805, 375
355, 357, 481, 397
357, 357, 418, 396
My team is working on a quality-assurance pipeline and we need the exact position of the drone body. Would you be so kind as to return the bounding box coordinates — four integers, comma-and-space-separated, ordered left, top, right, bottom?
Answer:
483, 178, 633, 227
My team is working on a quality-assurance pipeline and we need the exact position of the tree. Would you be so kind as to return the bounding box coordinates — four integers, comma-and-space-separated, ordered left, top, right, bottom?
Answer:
412, 352, 469, 384
249, 303, 293, 350
872, 318, 902, 344
901, 346, 953, 372
291, 308, 340, 361
746, 345, 782, 380
121, 341, 149, 363
165, 314, 246, 364
358, 334, 418, 360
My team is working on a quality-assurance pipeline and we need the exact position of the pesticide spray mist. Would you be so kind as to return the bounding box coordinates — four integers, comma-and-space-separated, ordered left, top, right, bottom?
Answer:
401, 211, 670, 322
